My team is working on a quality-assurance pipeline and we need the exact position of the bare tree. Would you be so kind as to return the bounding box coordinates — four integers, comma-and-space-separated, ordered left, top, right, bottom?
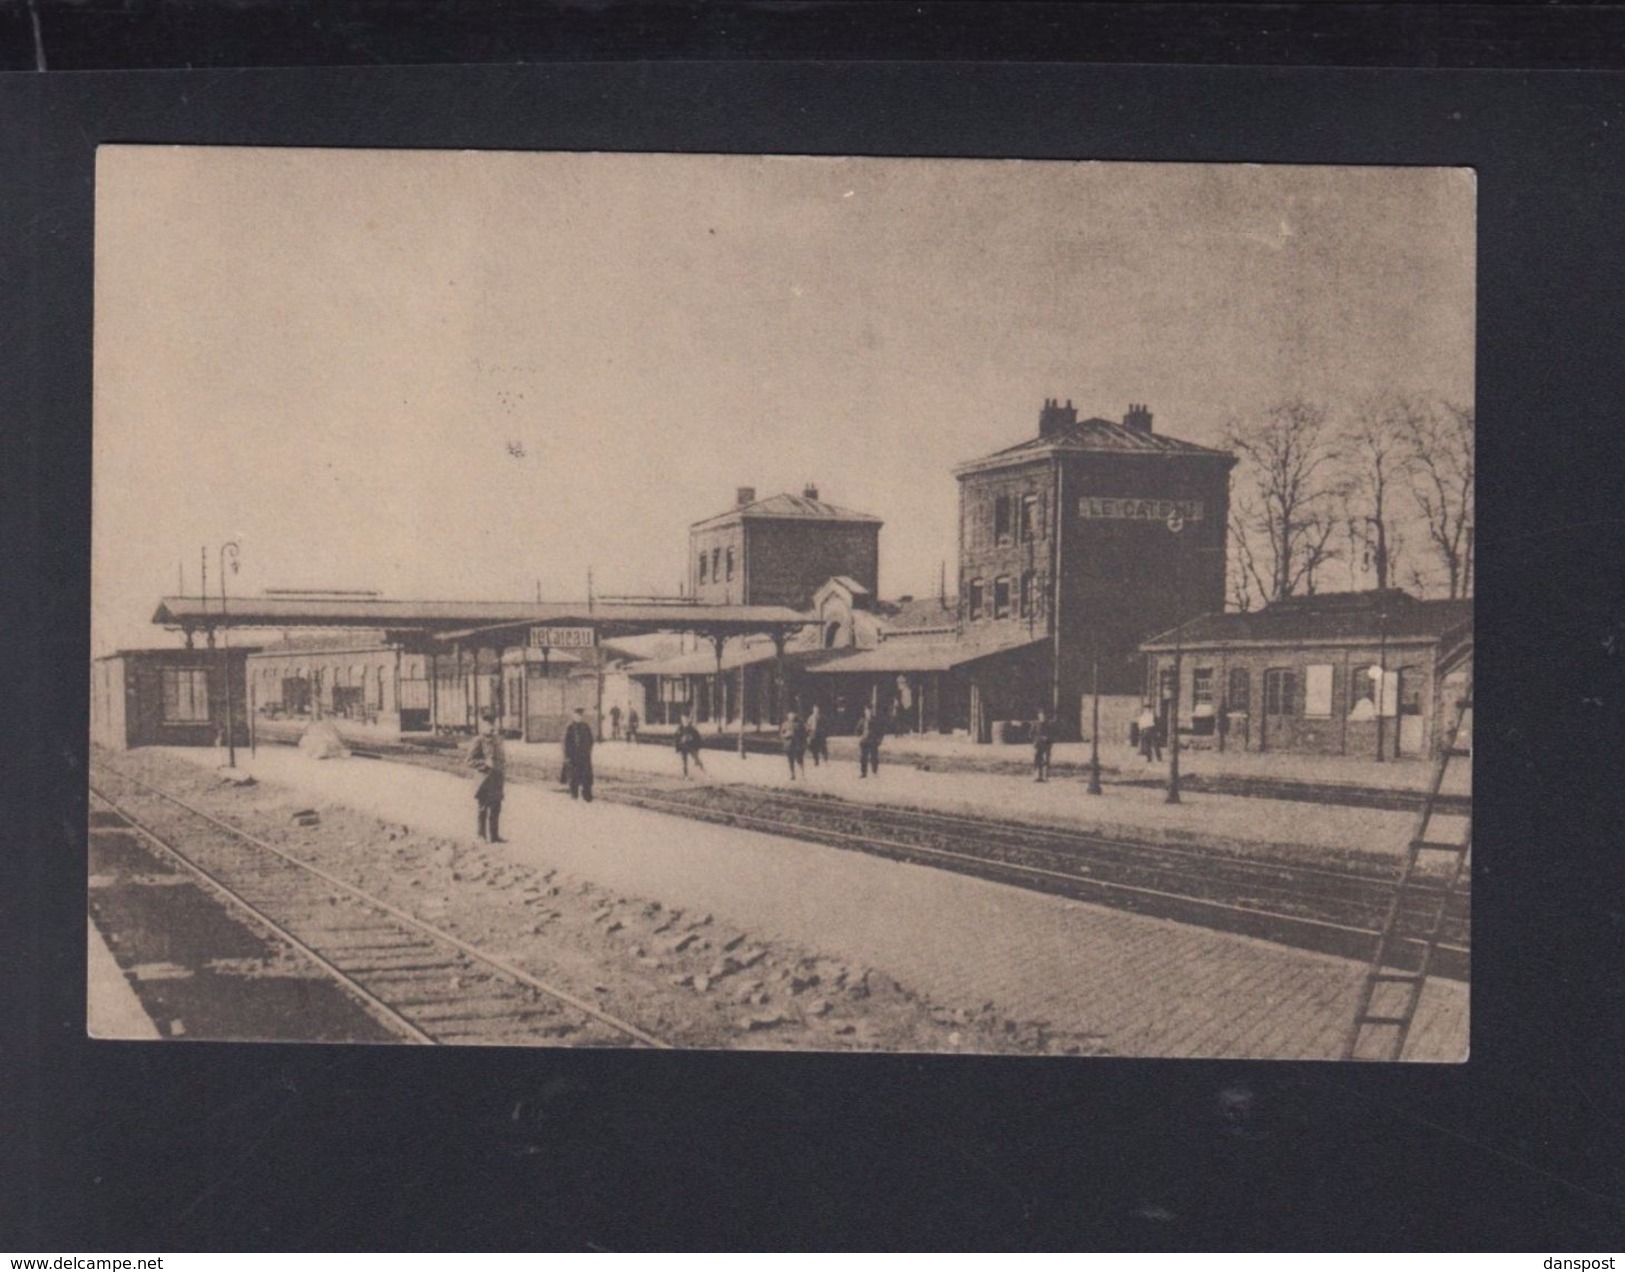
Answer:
1226, 508, 1260, 611
1403, 400, 1475, 598
1341, 392, 1421, 592
1224, 399, 1347, 608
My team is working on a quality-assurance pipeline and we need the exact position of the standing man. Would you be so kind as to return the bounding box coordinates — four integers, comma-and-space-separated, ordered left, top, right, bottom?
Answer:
465, 711, 507, 842
857, 704, 884, 779
625, 707, 640, 745
806, 704, 827, 768
1032, 709, 1054, 782
609, 704, 623, 741
1137, 703, 1163, 763
782, 711, 808, 780
564, 706, 596, 802
675, 714, 706, 777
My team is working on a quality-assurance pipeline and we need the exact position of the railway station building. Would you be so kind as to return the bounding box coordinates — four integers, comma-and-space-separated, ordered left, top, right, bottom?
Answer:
1139, 589, 1474, 758
690, 484, 882, 610
633, 401, 1238, 742
944, 400, 1236, 738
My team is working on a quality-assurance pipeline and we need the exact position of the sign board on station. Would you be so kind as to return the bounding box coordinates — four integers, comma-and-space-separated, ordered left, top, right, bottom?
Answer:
528, 626, 596, 650
1078, 497, 1205, 522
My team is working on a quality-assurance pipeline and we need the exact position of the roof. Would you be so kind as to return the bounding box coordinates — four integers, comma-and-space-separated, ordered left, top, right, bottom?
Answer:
97, 646, 262, 661
151, 595, 808, 636
1141, 590, 1474, 651
955, 417, 1234, 476
805, 631, 1047, 675
690, 491, 883, 531
246, 632, 393, 654
876, 595, 960, 634
626, 639, 793, 678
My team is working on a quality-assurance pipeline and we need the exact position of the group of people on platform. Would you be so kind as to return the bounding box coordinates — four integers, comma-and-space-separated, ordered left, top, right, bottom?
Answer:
606, 704, 640, 744
465, 704, 601, 841
777, 702, 878, 780
463, 696, 1096, 840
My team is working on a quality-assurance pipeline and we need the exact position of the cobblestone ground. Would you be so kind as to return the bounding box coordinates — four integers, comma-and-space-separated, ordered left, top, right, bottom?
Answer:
158, 747, 1467, 1061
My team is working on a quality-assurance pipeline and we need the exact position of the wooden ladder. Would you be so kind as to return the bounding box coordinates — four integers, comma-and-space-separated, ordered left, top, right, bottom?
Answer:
1342, 686, 1473, 1061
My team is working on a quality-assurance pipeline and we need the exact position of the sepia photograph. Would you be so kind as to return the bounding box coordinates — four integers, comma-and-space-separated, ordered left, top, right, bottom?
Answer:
88, 147, 1474, 1060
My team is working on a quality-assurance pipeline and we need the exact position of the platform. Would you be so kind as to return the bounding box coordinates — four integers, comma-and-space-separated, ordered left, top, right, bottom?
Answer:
86, 918, 160, 1040
160, 747, 1467, 1060
506, 736, 1418, 859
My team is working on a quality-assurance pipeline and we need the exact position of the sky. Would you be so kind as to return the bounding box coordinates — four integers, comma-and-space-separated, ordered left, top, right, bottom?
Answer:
93, 148, 1474, 653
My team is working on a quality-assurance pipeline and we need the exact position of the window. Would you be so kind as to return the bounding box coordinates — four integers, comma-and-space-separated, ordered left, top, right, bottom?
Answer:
1228, 667, 1250, 713
725, 546, 735, 582
994, 495, 1013, 544
711, 547, 721, 582
993, 576, 1012, 619
967, 578, 984, 621
1350, 666, 1377, 712
1019, 570, 1035, 619
1264, 668, 1297, 715
161, 668, 210, 723
1020, 494, 1039, 543
1158, 667, 1177, 703
1398, 666, 1424, 716
1192, 668, 1214, 707
698, 552, 708, 584
1304, 664, 1334, 717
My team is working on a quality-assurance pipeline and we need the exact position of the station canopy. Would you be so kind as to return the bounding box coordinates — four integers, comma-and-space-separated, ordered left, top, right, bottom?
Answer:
152, 594, 811, 646
804, 631, 1047, 675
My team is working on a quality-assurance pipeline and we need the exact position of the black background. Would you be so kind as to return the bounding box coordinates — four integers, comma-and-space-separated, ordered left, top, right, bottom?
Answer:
4, 3, 1624, 1252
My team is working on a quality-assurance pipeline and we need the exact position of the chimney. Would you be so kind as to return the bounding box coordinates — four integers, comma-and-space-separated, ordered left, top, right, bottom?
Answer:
736, 486, 756, 508
1123, 403, 1154, 433
802, 483, 819, 501
1038, 397, 1079, 438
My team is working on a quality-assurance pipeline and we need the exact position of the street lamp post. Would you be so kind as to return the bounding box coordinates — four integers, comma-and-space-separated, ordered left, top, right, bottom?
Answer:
218, 541, 241, 767
1165, 512, 1185, 804
1086, 648, 1103, 796
1374, 599, 1390, 763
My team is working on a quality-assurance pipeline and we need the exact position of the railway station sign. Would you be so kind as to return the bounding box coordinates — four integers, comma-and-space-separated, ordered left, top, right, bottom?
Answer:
528, 626, 597, 649
1078, 496, 1205, 522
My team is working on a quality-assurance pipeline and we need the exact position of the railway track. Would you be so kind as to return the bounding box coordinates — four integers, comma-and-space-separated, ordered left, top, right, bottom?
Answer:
89, 761, 672, 1049
283, 731, 1469, 980
592, 783, 1470, 980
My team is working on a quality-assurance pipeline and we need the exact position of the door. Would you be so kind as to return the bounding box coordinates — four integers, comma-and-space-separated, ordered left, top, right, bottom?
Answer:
525, 667, 568, 742
1396, 665, 1426, 756
1262, 667, 1296, 752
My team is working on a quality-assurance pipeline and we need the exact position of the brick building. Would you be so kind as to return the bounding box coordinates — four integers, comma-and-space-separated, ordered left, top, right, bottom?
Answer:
951, 400, 1236, 734
1140, 589, 1473, 758
689, 485, 882, 610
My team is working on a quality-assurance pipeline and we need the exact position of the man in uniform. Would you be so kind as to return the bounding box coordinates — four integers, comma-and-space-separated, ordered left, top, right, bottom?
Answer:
465, 711, 507, 842
563, 706, 596, 802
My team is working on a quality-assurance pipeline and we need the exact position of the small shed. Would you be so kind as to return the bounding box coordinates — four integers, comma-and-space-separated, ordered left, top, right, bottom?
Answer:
92, 647, 257, 751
